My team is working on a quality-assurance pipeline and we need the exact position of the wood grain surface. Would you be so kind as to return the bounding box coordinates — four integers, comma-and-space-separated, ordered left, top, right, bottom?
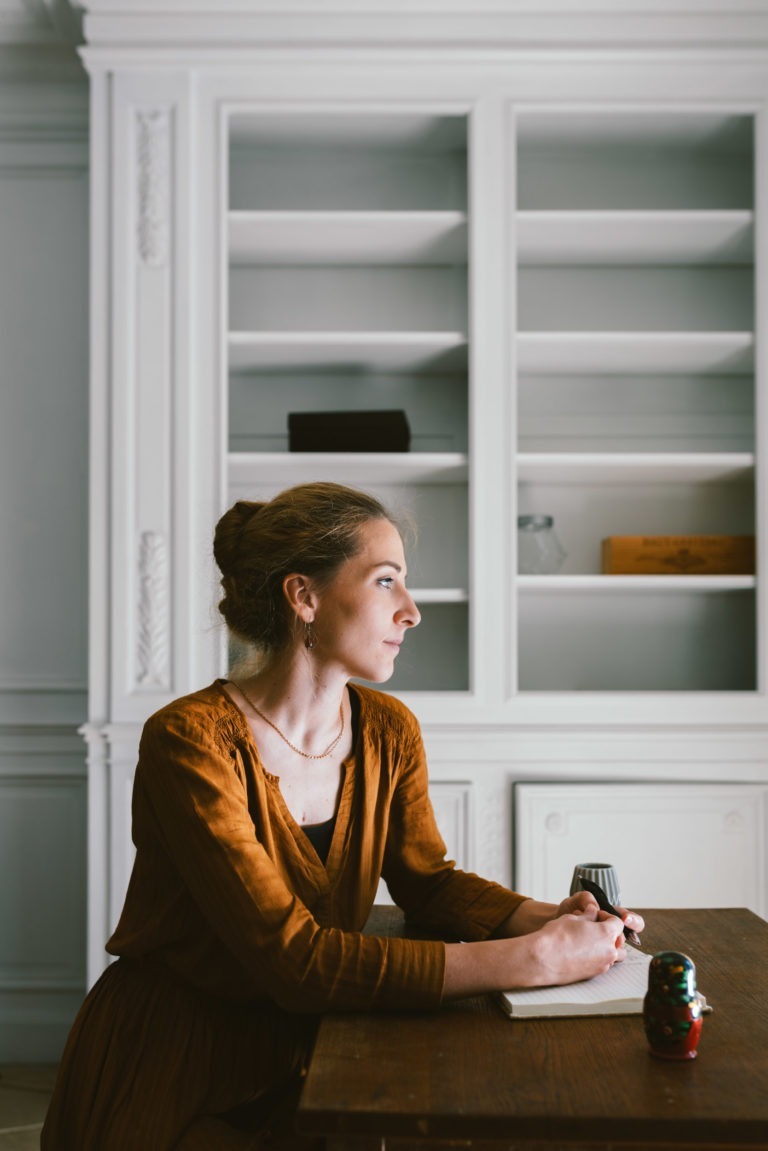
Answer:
298, 907, 768, 1148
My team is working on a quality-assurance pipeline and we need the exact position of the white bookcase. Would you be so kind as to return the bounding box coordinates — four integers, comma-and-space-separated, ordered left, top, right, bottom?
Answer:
81, 3, 768, 979
226, 111, 472, 694
515, 111, 757, 698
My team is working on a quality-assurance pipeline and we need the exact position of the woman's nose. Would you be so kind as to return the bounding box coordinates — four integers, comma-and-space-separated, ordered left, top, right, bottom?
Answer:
397, 591, 421, 628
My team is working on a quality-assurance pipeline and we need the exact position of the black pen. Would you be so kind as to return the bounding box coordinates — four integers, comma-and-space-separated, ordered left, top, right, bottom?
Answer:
577, 876, 643, 948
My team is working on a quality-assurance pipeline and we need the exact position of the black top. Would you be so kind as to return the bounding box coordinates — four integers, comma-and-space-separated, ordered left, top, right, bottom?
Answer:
301, 816, 336, 864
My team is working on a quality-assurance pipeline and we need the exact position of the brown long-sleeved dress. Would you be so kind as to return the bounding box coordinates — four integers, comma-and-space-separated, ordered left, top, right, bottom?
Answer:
41, 680, 525, 1150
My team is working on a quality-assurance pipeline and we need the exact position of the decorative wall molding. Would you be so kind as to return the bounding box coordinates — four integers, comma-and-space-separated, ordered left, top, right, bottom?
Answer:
0, 987, 86, 1063
0, 779, 86, 988
476, 779, 508, 886
136, 529, 170, 688
0, 673, 86, 690
135, 107, 170, 267
422, 723, 768, 772
0, 748, 86, 1065
0, 84, 87, 175
0, 723, 85, 769
428, 781, 471, 871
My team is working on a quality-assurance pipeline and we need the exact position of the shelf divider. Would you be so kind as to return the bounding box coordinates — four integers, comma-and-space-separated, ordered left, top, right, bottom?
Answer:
229, 210, 468, 265
228, 330, 468, 373
517, 331, 754, 375
517, 210, 754, 265
228, 451, 469, 487
516, 451, 754, 484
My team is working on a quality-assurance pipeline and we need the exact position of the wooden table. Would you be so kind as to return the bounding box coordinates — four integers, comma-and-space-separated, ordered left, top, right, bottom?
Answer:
297, 907, 768, 1150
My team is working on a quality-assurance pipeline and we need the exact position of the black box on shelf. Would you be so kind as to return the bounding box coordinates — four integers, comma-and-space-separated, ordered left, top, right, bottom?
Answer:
288, 410, 411, 453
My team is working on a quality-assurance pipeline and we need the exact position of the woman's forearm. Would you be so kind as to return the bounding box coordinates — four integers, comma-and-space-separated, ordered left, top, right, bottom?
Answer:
441, 907, 627, 1000
442, 935, 541, 998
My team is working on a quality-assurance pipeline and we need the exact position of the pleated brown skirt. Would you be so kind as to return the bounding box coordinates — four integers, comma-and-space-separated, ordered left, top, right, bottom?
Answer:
40, 957, 319, 1150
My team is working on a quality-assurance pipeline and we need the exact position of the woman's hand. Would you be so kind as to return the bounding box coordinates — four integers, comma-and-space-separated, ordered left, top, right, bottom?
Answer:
527, 912, 625, 987
442, 894, 646, 1000
443, 908, 626, 999
553, 890, 600, 919
504, 892, 645, 937
554, 892, 645, 948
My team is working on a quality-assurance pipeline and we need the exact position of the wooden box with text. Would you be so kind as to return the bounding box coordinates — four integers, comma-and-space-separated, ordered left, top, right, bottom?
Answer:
601, 535, 756, 575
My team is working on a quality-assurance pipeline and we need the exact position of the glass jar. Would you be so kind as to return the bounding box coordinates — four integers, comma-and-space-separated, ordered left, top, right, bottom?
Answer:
517, 515, 567, 574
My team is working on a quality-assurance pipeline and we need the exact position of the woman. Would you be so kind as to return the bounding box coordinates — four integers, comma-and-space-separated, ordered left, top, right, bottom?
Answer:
42, 482, 643, 1150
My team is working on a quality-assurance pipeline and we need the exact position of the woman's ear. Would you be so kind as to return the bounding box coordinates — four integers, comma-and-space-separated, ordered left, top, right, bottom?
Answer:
282, 573, 317, 622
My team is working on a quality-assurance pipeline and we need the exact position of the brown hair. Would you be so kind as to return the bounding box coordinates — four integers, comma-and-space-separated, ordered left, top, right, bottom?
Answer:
213, 482, 399, 652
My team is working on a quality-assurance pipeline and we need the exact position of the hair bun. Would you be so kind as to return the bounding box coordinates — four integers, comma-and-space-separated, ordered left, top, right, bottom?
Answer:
213, 499, 265, 577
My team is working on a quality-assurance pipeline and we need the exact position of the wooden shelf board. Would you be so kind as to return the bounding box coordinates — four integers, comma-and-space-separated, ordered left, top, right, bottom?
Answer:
516, 111, 752, 150
517, 331, 754, 375
517, 210, 753, 265
228, 111, 467, 150
517, 451, 754, 484
229, 210, 468, 265
228, 331, 468, 373
228, 451, 468, 486
412, 587, 468, 604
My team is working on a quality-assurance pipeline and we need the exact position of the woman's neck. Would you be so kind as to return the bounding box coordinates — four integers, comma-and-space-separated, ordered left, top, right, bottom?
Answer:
228, 652, 350, 758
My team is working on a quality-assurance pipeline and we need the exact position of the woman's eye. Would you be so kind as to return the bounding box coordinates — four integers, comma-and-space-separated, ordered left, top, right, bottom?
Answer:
377, 577, 394, 589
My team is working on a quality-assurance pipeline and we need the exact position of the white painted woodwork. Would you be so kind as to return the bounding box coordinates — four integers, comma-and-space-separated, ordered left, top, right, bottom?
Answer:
517, 211, 754, 266
517, 453, 754, 486
514, 782, 768, 917
228, 331, 468, 374
74, 2, 768, 1000
517, 332, 754, 375
229, 210, 468, 266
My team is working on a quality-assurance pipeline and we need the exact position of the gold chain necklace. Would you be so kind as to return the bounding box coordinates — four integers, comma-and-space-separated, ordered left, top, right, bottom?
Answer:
235, 682, 345, 760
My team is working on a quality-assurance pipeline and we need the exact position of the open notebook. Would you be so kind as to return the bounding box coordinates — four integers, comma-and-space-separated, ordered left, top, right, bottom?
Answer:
498, 947, 709, 1019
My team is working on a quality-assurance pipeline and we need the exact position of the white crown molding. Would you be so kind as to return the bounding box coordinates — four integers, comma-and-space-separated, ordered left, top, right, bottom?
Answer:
77, 0, 768, 11
77, 0, 768, 52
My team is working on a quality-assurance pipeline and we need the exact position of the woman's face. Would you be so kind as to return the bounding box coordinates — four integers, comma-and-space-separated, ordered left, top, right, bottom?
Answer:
311, 517, 421, 683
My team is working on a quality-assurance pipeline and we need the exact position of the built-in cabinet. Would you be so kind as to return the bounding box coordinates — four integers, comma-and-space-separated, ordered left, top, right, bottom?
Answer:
225, 105, 760, 699
82, 4, 768, 984
515, 111, 756, 695
227, 111, 471, 692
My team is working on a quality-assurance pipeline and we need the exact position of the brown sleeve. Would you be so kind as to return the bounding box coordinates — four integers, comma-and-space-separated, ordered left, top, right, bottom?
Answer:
381, 715, 527, 940
135, 708, 445, 1013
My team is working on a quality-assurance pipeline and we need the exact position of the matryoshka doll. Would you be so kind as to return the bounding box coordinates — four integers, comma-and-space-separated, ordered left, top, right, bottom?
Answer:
643, 951, 703, 1060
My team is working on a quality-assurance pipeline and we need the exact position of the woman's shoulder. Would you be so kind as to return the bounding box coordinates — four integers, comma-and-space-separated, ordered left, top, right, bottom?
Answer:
142, 680, 249, 748
351, 683, 422, 740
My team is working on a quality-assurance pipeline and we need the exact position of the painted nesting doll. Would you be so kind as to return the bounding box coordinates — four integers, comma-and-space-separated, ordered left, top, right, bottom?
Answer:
643, 951, 703, 1060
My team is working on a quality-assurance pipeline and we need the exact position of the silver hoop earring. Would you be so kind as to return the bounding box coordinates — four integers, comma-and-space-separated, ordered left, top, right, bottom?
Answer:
304, 621, 316, 650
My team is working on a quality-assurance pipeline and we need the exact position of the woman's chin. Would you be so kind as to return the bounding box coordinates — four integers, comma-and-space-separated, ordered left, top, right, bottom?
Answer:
356, 664, 396, 685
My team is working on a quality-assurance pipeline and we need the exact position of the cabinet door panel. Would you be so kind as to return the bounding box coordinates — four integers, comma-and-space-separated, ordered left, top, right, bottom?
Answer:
515, 782, 767, 916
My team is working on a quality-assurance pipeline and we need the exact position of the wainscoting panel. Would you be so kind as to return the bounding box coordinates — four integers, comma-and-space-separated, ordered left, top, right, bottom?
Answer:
0, 733, 87, 1060
514, 781, 768, 917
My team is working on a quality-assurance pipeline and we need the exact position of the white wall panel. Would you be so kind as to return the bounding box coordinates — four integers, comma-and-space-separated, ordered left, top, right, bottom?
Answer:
0, 733, 86, 1061
0, 85, 89, 1060
0, 778, 86, 988
0, 155, 88, 713
515, 782, 768, 916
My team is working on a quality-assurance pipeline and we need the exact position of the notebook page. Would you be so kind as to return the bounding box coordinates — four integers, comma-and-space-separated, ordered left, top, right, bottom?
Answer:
501, 947, 652, 1013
